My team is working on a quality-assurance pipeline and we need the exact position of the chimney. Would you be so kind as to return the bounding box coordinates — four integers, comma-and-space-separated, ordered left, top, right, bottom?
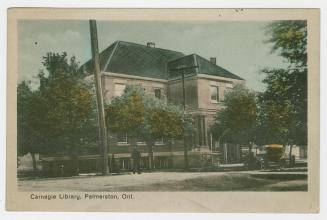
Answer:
210, 57, 216, 65
146, 42, 155, 48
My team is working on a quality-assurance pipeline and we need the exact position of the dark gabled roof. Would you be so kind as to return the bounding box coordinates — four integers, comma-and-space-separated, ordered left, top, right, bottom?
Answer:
167, 54, 243, 80
81, 42, 117, 74
81, 41, 243, 81
81, 41, 185, 79
196, 55, 243, 80
167, 54, 198, 78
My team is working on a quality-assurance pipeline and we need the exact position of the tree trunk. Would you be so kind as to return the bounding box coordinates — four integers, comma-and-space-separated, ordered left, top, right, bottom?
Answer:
129, 135, 138, 172
289, 144, 294, 167
76, 158, 80, 175
146, 140, 154, 171
73, 155, 79, 175
248, 144, 253, 160
129, 136, 138, 150
223, 142, 228, 164
168, 139, 174, 169
70, 145, 79, 176
111, 154, 115, 173
31, 152, 37, 172
247, 143, 254, 169
183, 135, 189, 170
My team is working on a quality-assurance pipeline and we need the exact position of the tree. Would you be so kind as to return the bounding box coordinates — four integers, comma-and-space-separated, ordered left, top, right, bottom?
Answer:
105, 85, 146, 146
265, 21, 307, 68
17, 81, 41, 171
258, 21, 307, 165
105, 85, 192, 170
211, 84, 257, 159
18, 52, 96, 173
37, 53, 93, 152
142, 90, 193, 169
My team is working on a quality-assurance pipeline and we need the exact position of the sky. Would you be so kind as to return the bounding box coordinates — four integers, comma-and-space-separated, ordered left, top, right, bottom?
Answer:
18, 20, 288, 92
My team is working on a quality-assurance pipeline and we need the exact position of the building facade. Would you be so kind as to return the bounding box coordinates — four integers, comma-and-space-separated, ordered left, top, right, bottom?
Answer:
41, 41, 245, 175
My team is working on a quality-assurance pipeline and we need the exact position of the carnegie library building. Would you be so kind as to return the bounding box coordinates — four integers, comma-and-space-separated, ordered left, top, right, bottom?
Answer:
41, 41, 246, 175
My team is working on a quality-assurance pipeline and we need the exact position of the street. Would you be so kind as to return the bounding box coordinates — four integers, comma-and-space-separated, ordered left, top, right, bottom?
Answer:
18, 170, 307, 192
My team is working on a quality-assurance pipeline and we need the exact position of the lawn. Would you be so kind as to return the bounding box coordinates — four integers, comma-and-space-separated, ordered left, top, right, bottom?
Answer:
18, 171, 307, 192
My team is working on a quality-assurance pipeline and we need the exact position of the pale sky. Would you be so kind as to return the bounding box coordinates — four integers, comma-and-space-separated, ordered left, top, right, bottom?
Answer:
18, 20, 288, 91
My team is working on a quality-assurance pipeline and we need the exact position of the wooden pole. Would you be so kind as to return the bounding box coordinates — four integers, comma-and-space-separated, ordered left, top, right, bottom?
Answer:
181, 70, 189, 170
89, 20, 109, 175
182, 70, 186, 111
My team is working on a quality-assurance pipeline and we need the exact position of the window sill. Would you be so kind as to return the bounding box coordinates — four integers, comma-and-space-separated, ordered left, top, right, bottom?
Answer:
211, 100, 224, 104
117, 143, 129, 146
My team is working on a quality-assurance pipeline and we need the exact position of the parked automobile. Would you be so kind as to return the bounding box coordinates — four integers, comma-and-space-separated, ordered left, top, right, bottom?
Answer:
244, 144, 286, 170
261, 144, 286, 169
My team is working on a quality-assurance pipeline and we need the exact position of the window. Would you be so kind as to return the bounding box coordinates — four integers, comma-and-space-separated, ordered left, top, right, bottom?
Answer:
155, 137, 164, 145
154, 88, 161, 99
210, 85, 219, 102
222, 84, 233, 101
226, 83, 233, 89
117, 132, 128, 144
225, 84, 233, 93
114, 83, 126, 97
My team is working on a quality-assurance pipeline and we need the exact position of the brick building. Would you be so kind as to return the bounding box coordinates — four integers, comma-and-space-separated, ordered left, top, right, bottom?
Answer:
41, 41, 245, 175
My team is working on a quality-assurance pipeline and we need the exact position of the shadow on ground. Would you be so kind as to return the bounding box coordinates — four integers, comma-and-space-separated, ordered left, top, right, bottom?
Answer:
100, 173, 307, 192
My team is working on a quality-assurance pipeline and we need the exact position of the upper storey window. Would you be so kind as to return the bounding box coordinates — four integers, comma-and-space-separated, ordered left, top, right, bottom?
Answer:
114, 83, 126, 97
226, 83, 233, 92
210, 85, 219, 103
154, 88, 161, 99
223, 83, 234, 101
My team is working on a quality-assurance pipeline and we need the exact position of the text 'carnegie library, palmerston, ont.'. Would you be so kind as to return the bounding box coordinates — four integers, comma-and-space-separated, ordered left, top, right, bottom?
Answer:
30, 193, 134, 200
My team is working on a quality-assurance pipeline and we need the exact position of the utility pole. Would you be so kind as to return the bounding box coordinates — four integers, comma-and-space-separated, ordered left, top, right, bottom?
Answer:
181, 69, 186, 111
181, 69, 188, 170
172, 65, 198, 171
89, 20, 109, 175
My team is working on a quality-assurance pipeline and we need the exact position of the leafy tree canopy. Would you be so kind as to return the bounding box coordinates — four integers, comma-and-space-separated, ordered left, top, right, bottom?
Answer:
106, 85, 193, 143
258, 20, 307, 146
18, 52, 96, 157
17, 81, 39, 156
211, 84, 257, 146
265, 20, 307, 68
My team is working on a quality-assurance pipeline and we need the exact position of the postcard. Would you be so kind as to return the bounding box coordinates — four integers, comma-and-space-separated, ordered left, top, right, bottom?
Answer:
6, 8, 320, 212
